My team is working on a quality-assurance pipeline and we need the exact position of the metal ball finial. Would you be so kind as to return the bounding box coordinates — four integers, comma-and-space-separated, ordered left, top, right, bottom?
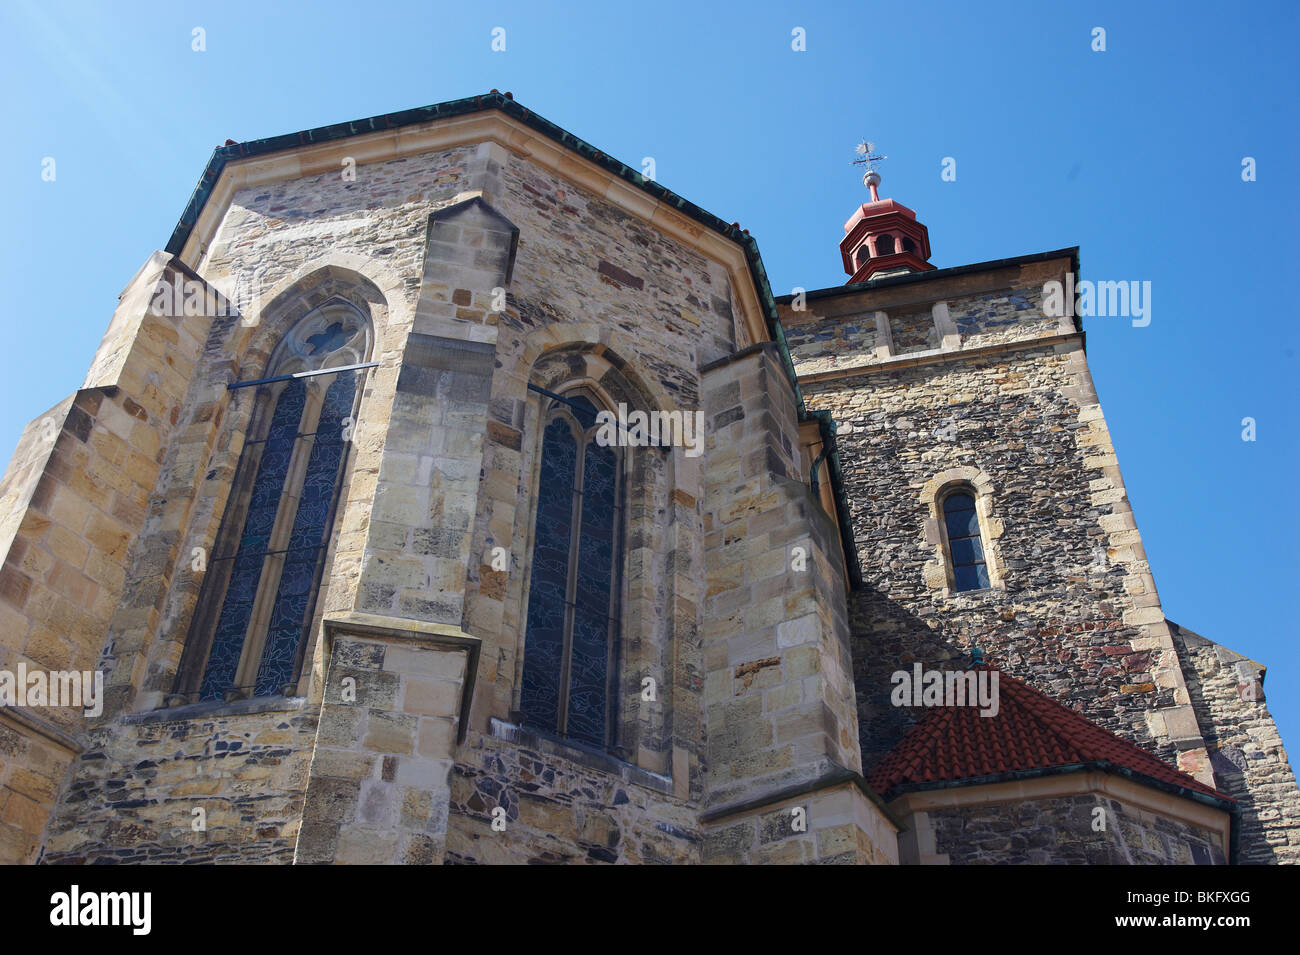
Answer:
853, 140, 887, 201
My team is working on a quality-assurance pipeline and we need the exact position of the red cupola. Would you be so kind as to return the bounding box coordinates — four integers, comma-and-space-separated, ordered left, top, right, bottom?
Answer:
840, 167, 935, 283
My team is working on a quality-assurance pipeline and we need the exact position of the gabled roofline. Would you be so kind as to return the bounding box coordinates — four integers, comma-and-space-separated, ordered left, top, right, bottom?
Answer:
163, 91, 782, 334
162, 90, 810, 434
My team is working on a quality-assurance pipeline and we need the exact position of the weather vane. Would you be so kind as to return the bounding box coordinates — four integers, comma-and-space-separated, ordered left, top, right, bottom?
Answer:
852, 139, 887, 171
852, 139, 887, 200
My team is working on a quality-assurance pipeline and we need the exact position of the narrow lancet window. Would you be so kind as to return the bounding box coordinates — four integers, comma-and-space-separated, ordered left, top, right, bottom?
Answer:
520, 395, 621, 748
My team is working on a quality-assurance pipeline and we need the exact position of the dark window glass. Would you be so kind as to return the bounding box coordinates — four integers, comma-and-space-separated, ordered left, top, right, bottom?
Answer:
953, 563, 988, 592
197, 368, 359, 701
943, 499, 979, 539
949, 535, 984, 567
876, 234, 895, 255
182, 302, 369, 705
520, 417, 578, 732
943, 491, 990, 592
199, 379, 305, 701
521, 397, 621, 749
568, 441, 616, 747
255, 372, 355, 696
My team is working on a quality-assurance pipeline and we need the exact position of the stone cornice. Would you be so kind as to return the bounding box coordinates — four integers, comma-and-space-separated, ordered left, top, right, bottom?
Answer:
796, 331, 1084, 387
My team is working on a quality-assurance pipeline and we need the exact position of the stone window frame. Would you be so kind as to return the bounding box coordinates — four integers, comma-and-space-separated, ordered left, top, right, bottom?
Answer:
172, 299, 372, 704
504, 344, 683, 779
920, 467, 1006, 596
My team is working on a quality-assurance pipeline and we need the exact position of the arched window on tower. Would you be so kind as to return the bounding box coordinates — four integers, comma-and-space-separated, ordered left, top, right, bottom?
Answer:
901, 236, 917, 254
519, 393, 623, 749
941, 489, 990, 592
875, 233, 896, 255
178, 301, 370, 703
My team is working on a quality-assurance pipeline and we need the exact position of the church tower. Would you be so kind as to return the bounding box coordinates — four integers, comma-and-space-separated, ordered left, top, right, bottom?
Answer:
778, 151, 1300, 864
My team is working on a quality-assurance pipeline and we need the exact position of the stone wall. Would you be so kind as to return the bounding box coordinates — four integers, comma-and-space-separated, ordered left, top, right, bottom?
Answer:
0, 717, 75, 865
30, 123, 769, 864
295, 615, 474, 865
0, 253, 208, 862
39, 702, 315, 864
780, 258, 1214, 792
446, 730, 699, 864
695, 343, 897, 863
949, 287, 1056, 350
926, 791, 1227, 865
439, 146, 751, 862
700, 344, 859, 804
806, 339, 1185, 769
786, 312, 877, 377
1171, 622, 1300, 864
702, 780, 897, 865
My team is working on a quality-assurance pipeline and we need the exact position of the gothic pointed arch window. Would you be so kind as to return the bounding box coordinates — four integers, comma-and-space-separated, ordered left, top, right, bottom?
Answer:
519, 392, 623, 749
179, 301, 370, 703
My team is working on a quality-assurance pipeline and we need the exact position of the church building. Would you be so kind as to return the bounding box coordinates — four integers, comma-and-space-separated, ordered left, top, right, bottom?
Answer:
0, 92, 1296, 864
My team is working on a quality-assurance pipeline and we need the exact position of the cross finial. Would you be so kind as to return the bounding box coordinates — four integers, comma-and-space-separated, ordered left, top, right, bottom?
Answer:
851, 139, 887, 201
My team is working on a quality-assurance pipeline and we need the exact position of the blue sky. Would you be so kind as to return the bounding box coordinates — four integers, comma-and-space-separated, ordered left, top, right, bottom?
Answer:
1, 1, 1296, 752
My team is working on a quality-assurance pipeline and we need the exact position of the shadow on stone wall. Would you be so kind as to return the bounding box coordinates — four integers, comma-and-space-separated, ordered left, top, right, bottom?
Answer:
848, 585, 1177, 778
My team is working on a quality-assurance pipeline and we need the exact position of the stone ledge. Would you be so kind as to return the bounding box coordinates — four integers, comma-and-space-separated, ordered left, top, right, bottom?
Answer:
0, 705, 84, 753
125, 695, 307, 724
699, 340, 782, 375
487, 717, 675, 796
700, 763, 901, 831
322, 612, 481, 743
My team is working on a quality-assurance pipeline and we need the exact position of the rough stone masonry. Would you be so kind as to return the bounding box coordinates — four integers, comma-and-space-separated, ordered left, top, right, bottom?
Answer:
0, 92, 1294, 865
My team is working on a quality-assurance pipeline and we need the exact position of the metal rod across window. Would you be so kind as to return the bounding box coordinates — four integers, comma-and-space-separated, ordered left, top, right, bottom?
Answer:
227, 361, 379, 390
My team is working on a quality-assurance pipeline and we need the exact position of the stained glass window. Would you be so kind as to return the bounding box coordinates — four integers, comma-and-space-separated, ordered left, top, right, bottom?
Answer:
254, 372, 355, 697
186, 302, 368, 703
519, 417, 577, 730
943, 491, 990, 592
198, 379, 305, 701
520, 395, 621, 748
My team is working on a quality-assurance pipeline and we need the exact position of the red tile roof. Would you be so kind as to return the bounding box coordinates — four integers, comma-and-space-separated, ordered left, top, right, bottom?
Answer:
866, 667, 1231, 804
